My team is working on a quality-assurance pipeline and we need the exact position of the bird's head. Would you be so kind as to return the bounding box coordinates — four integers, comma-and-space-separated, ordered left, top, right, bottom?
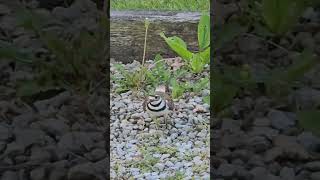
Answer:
149, 94, 161, 102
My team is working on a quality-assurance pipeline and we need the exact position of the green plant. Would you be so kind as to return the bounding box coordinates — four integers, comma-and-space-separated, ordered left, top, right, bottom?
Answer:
259, 0, 308, 35
298, 110, 320, 136
160, 13, 210, 73
5, 7, 108, 97
113, 64, 148, 93
145, 54, 171, 88
113, 18, 151, 94
171, 80, 186, 99
265, 49, 318, 98
212, 49, 318, 118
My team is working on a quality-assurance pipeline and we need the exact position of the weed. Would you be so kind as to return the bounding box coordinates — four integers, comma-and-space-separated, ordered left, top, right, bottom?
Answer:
160, 13, 210, 74
1, 6, 108, 97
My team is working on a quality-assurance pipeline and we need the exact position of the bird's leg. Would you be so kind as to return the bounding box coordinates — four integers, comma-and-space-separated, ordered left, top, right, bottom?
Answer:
164, 115, 168, 129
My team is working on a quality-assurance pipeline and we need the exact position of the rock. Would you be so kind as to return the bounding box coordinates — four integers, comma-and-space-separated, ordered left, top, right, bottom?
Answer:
30, 167, 47, 180
58, 132, 95, 153
247, 135, 271, 153
14, 128, 47, 148
249, 127, 279, 140
266, 135, 310, 161
89, 148, 106, 161
0, 16, 17, 33
0, 141, 6, 152
296, 32, 315, 50
289, 88, 320, 110
48, 167, 67, 180
39, 118, 69, 137
30, 147, 52, 164
0, 123, 12, 141
92, 158, 107, 175
12, 112, 38, 128
154, 163, 165, 171
0, 4, 10, 15
268, 110, 295, 130
295, 170, 311, 180
4, 142, 25, 157
14, 155, 28, 164
305, 162, 320, 171
280, 167, 295, 180
310, 172, 320, 180
297, 132, 320, 152
302, 7, 318, 21
216, 163, 239, 178
253, 118, 270, 127
247, 155, 264, 167
264, 147, 284, 162
68, 163, 102, 180
1, 171, 19, 180
221, 133, 246, 148
238, 36, 262, 53
221, 119, 241, 133
250, 167, 268, 179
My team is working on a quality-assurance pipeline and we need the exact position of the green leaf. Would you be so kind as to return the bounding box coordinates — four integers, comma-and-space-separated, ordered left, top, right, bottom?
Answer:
262, 0, 307, 35
266, 49, 317, 97
298, 110, 320, 136
190, 53, 204, 73
0, 43, 33, 63
198, 13, 210, 51
282, 49, 317, 82
171, 80, 185, 99
194, 77, 209, 92
199, 47, 210, 64
160, 32, 193, 61
212, 71, 239, 113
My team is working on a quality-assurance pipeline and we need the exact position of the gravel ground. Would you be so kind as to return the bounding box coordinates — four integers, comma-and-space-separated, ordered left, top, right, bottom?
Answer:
0, 1, 108, 179
110, 61, 210, 179
212, 1, 320, 179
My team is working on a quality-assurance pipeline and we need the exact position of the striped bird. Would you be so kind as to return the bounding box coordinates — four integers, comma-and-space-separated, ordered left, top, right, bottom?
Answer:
143, 86, 174, 128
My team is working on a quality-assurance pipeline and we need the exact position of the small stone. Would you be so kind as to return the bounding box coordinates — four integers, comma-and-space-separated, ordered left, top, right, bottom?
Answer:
90, 148, 106, 161
68, 163, 99, 180
297, 132, 320, 152
154, 163, 165, 171
0, 124, 12, 141
49, 168, 67, 180
30, 147, 52, 164
0, 4, 10, 15
310, 172, 320, 180
253, 118, 270, 127
1, 171, 19, 180
268, 110, 295, 130
305, 162, 320, 171
30, 167, 46, 180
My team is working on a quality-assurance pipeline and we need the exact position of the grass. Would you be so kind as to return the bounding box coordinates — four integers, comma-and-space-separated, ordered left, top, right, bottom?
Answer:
111, 0, 209, 11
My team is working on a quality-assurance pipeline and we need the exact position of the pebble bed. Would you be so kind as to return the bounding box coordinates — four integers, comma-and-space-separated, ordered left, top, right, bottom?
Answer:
212, 1, 320, 179
110, 61, 210, 179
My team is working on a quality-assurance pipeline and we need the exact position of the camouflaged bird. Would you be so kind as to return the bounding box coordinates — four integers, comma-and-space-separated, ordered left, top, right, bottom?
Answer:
143, 85, 174, 128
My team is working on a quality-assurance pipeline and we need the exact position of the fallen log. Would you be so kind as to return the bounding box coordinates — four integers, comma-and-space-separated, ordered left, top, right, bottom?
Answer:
110, 10, 201, 63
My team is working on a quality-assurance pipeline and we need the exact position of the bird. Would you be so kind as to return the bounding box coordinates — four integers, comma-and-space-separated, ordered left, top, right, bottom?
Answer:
143, 85, 174, 128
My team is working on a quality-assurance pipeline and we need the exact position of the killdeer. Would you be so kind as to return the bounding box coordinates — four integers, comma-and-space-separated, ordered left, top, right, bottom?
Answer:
143, 85, 174, 128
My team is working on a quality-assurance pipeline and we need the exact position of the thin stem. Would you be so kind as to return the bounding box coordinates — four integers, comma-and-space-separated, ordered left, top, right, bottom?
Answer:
243, 33, 290, 54
142, 19, 150, 66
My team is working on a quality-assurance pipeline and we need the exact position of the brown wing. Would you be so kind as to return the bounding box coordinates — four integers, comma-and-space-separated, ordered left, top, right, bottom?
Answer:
142, 97, 149, 111
164, 94, 174, 111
